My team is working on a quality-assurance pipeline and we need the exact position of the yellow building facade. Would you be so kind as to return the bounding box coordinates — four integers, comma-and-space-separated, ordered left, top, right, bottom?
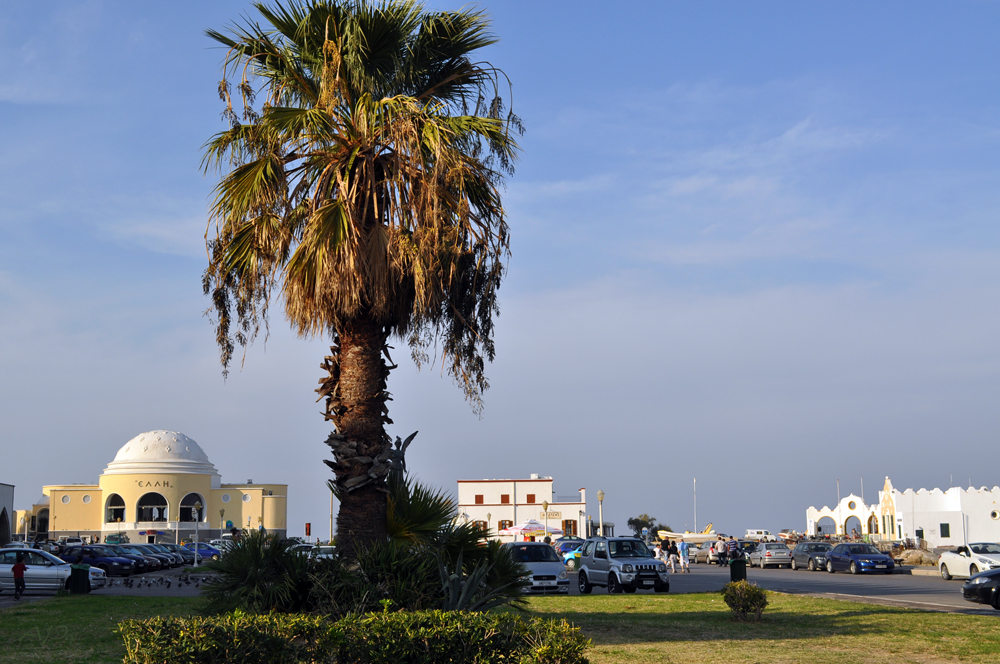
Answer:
16, 430, 286, 544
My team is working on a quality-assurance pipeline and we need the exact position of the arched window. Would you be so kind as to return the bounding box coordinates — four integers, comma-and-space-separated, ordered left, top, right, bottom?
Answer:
179, 493, 205, 522
137, 493, 168, 522
35, 508, 49, 535
105, 494, 126, 523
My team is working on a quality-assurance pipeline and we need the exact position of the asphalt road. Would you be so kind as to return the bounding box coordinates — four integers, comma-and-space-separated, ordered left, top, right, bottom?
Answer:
570, 563, 999, 616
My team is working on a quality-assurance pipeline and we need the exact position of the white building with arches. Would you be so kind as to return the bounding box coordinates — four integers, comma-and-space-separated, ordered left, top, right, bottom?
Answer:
806, 477, 1000, 548
15, 430, 286, 544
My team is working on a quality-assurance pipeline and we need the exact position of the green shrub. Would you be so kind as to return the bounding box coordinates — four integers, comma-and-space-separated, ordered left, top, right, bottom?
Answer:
118, 610, 589, 664
721, 580, 768, 621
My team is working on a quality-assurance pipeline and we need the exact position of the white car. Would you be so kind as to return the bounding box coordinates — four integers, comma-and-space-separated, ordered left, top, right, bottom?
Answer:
504, 542, 571, 594
0, 548, 107, 593
939, 543, 1000, 580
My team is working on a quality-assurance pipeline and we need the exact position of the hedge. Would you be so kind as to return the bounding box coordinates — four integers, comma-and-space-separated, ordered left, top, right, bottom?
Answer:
118, 609, 589, 664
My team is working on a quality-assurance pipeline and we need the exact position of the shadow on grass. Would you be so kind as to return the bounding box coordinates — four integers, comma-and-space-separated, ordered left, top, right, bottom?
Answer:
530, 607, 905, 644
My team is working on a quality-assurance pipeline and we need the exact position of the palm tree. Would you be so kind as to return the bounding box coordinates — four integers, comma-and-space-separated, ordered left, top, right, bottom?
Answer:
202, 0, 520, 559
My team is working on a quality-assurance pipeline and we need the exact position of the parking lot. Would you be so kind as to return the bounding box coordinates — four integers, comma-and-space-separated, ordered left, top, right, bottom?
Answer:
567, 562, 996, 615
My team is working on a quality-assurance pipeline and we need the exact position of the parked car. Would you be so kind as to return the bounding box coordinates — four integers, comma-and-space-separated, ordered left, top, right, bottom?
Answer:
209, 539, 233, 553
58, 546, 135, 577
503, 541, 570, 594
745, 529, 776, 542
576, 536, 669, 594
98, 544, 153, 574
749, 542, 792, 568
694, 541, 718, 565
159, 543, 197, 565
790, 541, 832, 571
146, 543, 184, 566
289, 544, 318, 556
313, 545, 337, 560
939, 543, 1000, 580
962, 568, 1000, 610
57, 537, 85, 547
555, 537, 584, 555
561, 541, 584, 569
184, 542, 222, 561
825, 543, 895, 574
122, 544, 172, 569
104, 533, 130, 545
0, 548, 107, 593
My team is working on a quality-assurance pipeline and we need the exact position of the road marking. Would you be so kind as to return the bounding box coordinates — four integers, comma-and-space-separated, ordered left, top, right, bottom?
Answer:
803, 592, 995, 615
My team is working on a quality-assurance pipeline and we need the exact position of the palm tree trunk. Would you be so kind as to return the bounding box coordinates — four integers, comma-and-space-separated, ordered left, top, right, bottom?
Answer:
325, 316, 392, 559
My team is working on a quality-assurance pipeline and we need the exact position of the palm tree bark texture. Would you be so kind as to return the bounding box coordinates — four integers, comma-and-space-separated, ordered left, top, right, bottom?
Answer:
201, 0, 520, 559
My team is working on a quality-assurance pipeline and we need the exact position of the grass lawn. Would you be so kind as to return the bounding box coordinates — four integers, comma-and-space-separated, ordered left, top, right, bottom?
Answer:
528, 592, 1000, 664
0, 596, 199, 664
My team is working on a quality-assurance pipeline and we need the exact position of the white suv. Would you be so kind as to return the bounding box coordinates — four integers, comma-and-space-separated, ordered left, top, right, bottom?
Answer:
577, 537, 669, 594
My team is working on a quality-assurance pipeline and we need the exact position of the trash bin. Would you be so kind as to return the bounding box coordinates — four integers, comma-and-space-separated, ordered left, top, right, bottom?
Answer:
729, 557, 747, 582
68, 565, 90, 594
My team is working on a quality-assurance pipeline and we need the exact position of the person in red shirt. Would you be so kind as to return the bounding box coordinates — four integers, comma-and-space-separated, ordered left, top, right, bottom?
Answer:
12, 553, 27, 600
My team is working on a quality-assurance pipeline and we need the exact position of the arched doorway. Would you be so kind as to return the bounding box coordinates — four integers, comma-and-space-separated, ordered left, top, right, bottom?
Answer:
844, 516, 862, 538
105, 494, 126, 523
0, 508, 10, 546
35, 508, 49, 539
867, 515, 879, 536
816, 516, 836, 535
179, 493, 205, 522
137, 493, 168, 522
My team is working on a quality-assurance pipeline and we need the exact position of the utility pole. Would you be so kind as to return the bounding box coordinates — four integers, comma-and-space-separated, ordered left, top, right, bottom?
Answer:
693, 477, 697, 533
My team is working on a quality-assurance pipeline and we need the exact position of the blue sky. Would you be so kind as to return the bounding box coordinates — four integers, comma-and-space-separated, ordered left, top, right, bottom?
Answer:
2, 1, 998, 538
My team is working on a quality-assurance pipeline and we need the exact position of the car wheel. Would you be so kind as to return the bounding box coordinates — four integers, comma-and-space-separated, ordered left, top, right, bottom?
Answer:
566, 559, 575, 569
578, 571, 592, 594
608, 574, 623, 594
992, 590, 1000, 611
827, 560, 835, 573
850, 561, 859, 575
98, 564, 109, 574
212, 554, 220, 561
808, 558, 816, 571
791, 558, 797, 570
624, 586, 636, 594
940, 564, 951, 580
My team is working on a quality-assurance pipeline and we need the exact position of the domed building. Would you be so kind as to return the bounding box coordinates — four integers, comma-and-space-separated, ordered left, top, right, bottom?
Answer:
16, 431, 286, 544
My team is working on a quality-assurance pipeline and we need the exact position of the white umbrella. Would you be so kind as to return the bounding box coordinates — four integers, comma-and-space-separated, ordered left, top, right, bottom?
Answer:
498, 519, 563, 537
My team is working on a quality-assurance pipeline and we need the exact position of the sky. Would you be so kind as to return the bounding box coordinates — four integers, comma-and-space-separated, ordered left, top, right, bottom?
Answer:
1, 1, 999, 539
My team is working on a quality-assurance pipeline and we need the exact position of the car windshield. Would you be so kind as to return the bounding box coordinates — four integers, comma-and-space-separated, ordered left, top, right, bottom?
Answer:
971, 544, 1000, 555
848, 545, 881, 555
765, 544, 788, 550
609, 540, 652, 558
807, 543, 832, 552
509, 545, 562, 563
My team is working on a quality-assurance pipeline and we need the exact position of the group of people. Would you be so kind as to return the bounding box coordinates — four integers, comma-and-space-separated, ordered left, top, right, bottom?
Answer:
653, 539, 691, 572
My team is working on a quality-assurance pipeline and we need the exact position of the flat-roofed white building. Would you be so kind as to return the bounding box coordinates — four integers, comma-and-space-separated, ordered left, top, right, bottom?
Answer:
457, 474, 587, 541
0, 483, 13, 546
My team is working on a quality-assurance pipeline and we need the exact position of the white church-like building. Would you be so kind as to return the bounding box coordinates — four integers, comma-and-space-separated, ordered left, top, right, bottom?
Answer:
806, 476, 1000, 548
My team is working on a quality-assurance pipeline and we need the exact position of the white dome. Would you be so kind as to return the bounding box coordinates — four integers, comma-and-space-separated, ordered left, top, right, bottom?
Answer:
102, 430, 221, 479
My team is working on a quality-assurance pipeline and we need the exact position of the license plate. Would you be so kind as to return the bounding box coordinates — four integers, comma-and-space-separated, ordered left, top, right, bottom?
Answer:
642, 580, 654, 586
875, 565, 886, 569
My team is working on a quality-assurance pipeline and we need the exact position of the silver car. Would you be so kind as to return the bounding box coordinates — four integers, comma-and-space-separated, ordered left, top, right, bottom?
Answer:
749, 542, 792, 569
790, 541, 833, 571
0, 548, 107, 593
504, 542, 570, 594
577, 537, 669, 594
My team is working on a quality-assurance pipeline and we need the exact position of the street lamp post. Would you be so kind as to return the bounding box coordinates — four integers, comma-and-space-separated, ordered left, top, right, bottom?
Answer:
597, 490, 605, 537
220, 509, 226, 536
193, 502, 202, 566
486, 512, 491, 536
542, 500, 549, 541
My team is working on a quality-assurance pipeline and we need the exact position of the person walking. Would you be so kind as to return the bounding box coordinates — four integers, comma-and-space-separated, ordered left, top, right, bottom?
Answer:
12, 553, 27, 600
715, 536, 728, 566
678, 539, 690, 573
667, 540, 679, 573
726, 536, 739, 563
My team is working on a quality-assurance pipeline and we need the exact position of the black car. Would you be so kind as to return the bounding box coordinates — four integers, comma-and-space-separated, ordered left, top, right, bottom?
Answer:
159, 543, 197, 564
59, 546, 136, 577
962, 568, 1000, 610
123, 544, 173, 569
96, 545, 153, 574
790, 541, 833, 571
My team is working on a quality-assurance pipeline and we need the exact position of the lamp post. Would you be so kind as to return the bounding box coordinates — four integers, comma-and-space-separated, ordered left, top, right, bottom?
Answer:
597, 490, 605, 537
486, 512, 491, 536
193, 502, 202, 566
542, 500, 549, 541
220, 509, 226, 536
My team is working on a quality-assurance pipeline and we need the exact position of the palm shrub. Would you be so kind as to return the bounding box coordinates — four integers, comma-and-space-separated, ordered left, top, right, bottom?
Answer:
201, 529, 312, 614
721, 580, 768, 622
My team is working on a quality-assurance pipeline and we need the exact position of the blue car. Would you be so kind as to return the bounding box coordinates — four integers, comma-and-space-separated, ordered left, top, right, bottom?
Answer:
825, 543, 895, 574
59, 545, 136, 577
183, 542, 222, 560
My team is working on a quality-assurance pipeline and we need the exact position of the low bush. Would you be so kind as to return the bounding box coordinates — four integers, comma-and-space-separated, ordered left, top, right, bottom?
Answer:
117, 610, 590, 664
721, 580, 768, 621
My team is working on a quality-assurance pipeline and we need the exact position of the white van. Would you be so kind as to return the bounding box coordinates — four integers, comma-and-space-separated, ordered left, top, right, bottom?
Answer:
745, 529, 775, 542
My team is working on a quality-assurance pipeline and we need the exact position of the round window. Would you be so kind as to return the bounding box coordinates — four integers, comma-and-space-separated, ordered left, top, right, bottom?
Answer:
848, 501, 856, 510
242, 494, 252, 503
221, 493, 231, 503
61, 495, 70, 504
991, 510, 999, 521
82, 495, 92, 504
